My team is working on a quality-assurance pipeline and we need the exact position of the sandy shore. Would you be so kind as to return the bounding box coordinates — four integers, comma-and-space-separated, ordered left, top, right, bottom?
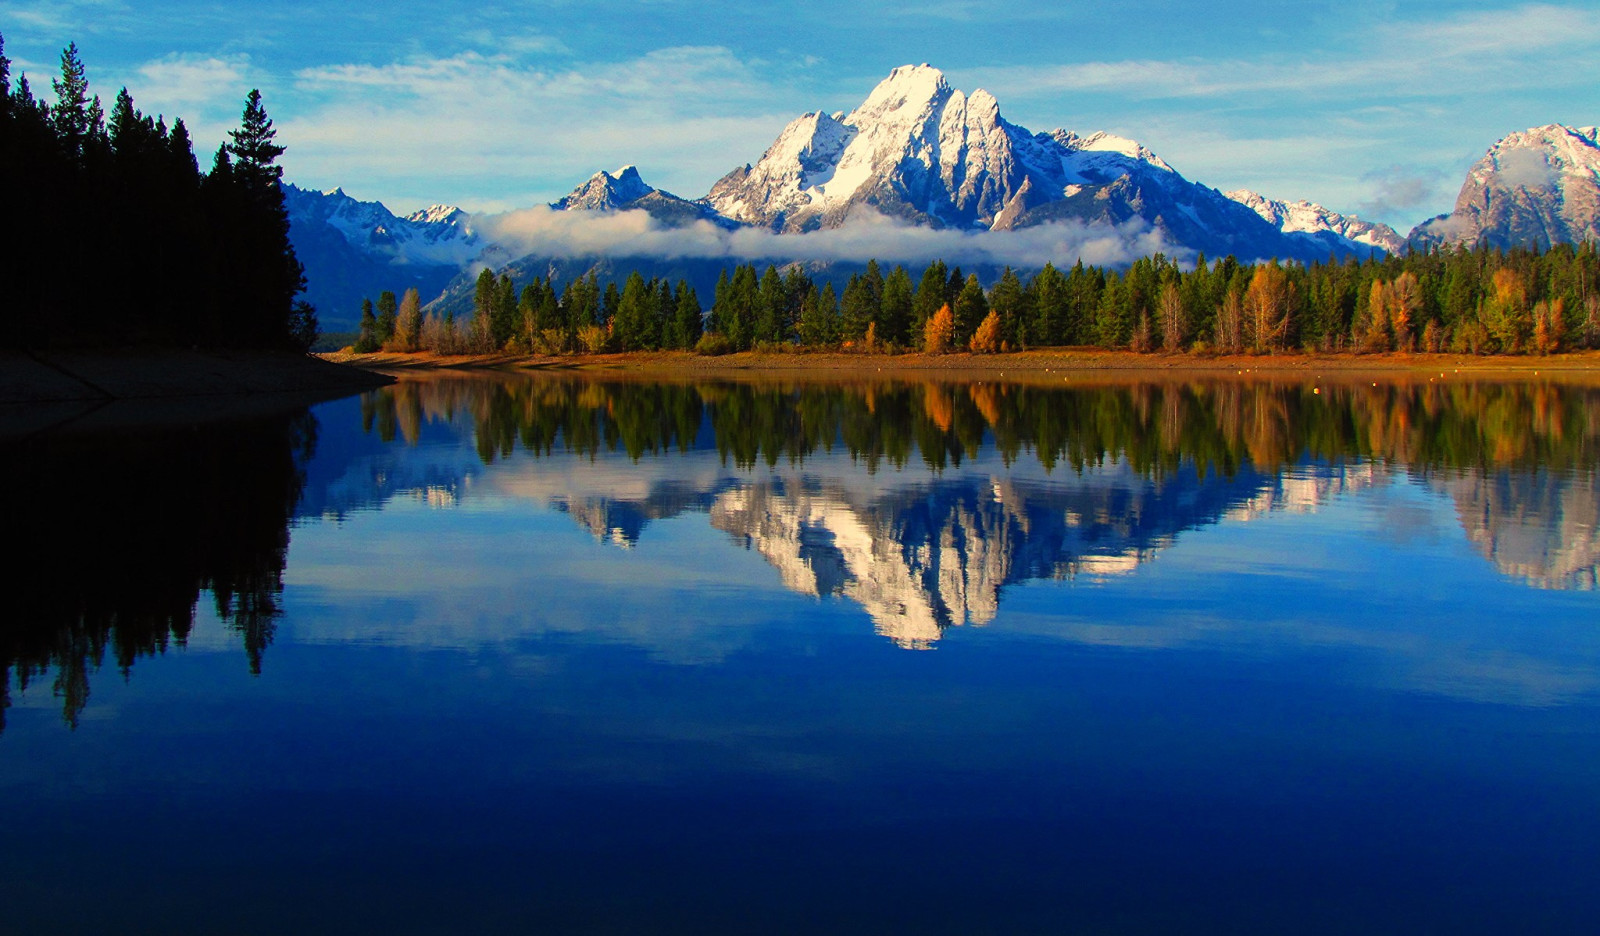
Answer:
321, 347, 1600, 386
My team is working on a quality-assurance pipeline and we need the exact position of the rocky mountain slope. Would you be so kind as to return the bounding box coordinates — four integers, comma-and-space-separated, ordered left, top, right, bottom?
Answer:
1227, 189, 1403, 255
701, 64, 1383, 261
283, 184, 478, 329
1409, 124, 1600, 250
552, 165, 734, 228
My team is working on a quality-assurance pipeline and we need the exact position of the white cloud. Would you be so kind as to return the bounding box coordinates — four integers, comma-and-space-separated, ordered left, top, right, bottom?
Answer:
1495, 148, 1557, 189
474, 205, 1178, 270
959, 3, 1600, 102
281, 45, 799, 211
131, 52, 251, 108
1357, 165, 1451, 220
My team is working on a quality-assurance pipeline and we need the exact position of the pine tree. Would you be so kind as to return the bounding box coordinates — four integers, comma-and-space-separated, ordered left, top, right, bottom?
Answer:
755, 265, 787, 344
912, 260, 948, 341
988, 267, 1028, 349
51, 43, 92, 160
953, 274, 988, 345
879, 266, 914, 347
493, 272, 517, 348
673, 281, 703, 349
376, 290, 398, 342
355, 298, 379, 353
227, 89, 285, 190
216, 89, 304, 348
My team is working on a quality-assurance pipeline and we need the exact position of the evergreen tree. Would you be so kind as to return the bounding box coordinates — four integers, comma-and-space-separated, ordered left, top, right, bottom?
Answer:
376, 290, 398, 342
988, 267, 1028, 349
51, 43, 93, 160
912, 260, 948, 342
355, 298, 379, 353
614, 271, 656, 350
492, 272, 518, 348
217, 88, 305, 348
879, 265, 914, 347
1030, 263, 1069, 346
953, 273, 989, 345
756, 265, 788, 344
673, 281, 703, 350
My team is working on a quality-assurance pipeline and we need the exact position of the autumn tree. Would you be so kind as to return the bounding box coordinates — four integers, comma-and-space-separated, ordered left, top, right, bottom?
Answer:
924, 303, 956, 354
1244, 263, 1294, 351
1157, 282, 1186, 351
969, 309, 1002, 353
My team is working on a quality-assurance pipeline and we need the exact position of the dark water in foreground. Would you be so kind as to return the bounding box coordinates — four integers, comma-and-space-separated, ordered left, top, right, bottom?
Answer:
3, 373, 1599, 934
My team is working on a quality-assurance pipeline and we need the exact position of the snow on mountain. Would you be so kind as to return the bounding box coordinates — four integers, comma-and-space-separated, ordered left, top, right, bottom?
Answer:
1226, 189, 1404, 255
283, 184, 482, 329
286, 184, 479, 266
552, 165, 736, 228
293, 62, 1429, 325
704, 64, 1376, 262
551, 166, 656, 211
1409, 123, 1600, 250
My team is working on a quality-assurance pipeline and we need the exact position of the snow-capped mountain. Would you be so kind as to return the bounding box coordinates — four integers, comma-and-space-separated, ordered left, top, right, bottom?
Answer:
288, 64, 1435, 325
1226, 189, 1404, 255
552, 165, 656, 211
552, 165, 736, 228
1409, 124, 1600, 250
283, 184, 481, 330
703, 64, 1371, 261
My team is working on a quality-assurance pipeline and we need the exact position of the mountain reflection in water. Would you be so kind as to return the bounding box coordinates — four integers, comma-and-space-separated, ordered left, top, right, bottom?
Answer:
5, 373, 1599, 730
344, 374, 1600, 628
6, 371, 1600, 935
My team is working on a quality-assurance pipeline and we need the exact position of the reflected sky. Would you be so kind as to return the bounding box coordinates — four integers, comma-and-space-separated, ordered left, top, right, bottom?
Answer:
2, 373, 1598, 934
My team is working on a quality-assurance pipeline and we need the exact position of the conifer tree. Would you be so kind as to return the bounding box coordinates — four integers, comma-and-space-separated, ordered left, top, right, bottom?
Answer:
673, 281, 703, 349
912, 260, 948, 340
376, 290, 398, 342
51, 43, 93, 160
953, 274, 989, 345
355, 298, 379, 353
988, 267, 1028, 349
879, 266, 914, 347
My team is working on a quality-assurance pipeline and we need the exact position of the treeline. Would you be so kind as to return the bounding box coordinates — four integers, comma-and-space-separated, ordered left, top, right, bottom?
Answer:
0, 37, 313, 349
354, 269, 705, 354
360, 244, 1600, 358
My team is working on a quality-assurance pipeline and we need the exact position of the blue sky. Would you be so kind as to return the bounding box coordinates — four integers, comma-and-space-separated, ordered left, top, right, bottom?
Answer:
3, 0, 1597, 232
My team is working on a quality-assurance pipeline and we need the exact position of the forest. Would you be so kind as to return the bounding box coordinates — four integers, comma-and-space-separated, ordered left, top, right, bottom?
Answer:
356, 242, 1600, 359
0, 37, 313, 349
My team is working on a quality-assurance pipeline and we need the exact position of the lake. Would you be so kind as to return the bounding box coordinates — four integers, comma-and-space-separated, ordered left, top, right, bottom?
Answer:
3, 370, 1598, 934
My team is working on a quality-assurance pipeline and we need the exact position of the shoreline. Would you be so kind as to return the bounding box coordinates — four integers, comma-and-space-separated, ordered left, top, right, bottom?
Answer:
1, 348, 394, 404
321, 347, 1600, 384
0, 349, 395, 440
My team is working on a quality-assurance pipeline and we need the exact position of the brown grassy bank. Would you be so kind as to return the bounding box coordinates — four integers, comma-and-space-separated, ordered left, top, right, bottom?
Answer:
321, 347, 1600, 387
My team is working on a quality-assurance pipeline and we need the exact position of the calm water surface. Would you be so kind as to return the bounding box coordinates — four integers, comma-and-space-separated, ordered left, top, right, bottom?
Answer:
3, 373, 1598, 934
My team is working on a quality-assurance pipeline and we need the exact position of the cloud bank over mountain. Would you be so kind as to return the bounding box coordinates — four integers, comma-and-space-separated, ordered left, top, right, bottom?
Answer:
475, 206, 1177, 270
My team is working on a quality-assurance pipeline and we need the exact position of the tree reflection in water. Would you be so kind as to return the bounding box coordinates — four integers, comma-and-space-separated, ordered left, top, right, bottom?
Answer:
355, 374, 1600, 640
0, 409, 318, 731
361, 373, 1600, 478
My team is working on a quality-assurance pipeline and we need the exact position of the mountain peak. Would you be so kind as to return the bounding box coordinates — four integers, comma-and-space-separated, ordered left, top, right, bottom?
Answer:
1410, 121, 1600, 250
554, 165, 657, 211
849, 63, 953, 124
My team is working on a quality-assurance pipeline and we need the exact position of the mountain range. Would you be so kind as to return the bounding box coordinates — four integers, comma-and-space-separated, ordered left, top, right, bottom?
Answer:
285, 65, 1597, 330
